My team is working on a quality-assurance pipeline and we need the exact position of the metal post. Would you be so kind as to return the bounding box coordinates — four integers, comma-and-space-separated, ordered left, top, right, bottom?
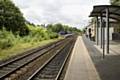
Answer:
96, 17, 99, 45
106, 8, 110, 54
103, 21, 105, 58
100, 14, 103, 48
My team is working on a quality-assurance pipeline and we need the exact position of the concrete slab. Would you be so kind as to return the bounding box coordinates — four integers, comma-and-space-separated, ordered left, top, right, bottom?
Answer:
64, 36, 101, 80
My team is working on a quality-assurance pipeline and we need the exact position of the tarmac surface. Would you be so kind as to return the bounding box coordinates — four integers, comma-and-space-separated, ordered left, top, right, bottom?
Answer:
83, 36, 120, 80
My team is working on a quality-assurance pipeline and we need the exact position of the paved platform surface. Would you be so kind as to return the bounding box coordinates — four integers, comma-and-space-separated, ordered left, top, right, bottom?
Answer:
64, 36, 100, 80
83, 36, 120, 80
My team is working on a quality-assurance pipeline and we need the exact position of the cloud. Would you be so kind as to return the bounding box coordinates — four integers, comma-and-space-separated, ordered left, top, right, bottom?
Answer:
11, 0, 110, 29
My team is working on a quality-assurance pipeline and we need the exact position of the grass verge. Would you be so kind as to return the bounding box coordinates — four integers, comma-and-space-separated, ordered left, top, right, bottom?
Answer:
0, 38, 62, 61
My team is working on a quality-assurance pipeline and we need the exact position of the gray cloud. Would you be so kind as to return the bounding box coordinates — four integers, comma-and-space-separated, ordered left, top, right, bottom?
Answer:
11, 0, 109, 29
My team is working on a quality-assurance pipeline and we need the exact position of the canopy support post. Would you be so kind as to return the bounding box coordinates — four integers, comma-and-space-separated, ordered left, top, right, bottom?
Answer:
106, 8, 110, 54
100, 14, 103, 48
102, 21, 105, 58
96, 17, 99, 45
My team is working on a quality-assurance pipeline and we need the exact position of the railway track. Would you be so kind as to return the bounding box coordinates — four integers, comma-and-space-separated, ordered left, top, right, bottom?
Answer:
28, 37, 76, 80
0, 38, 70, 80
0, 39, 64, 65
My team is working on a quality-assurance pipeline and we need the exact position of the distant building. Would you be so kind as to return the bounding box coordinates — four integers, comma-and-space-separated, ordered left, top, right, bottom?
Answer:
58, 31, 66, 35
85, 21, 96, 41
85, 19, 120, 41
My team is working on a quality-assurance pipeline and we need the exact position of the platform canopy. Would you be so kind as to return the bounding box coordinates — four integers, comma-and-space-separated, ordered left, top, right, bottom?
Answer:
89, 5, 120, 21
89, 5, 120, 58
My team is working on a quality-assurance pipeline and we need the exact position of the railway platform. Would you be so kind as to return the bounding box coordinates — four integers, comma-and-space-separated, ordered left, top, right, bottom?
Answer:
83, 36, 120, 80
64, 35, 120, 80
64, 36, 100, 80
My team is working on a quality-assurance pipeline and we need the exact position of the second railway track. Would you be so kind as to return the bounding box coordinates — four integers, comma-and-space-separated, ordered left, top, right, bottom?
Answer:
28, 36, 76, 80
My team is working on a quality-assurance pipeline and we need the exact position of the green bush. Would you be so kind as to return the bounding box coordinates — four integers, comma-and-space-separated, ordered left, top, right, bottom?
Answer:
0, 28, 16, 49
0, 25, 59, 50
27, 24, 58, 40
48, 31, 58, 39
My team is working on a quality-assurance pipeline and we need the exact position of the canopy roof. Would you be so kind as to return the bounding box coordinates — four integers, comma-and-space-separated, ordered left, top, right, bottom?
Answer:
89, 5, 120, 21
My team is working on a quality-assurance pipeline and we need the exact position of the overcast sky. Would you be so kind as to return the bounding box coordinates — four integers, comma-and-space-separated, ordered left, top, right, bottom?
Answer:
11, 0, 110, 29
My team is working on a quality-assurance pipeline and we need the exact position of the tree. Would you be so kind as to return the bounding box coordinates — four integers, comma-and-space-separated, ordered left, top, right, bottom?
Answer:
46, 23, 81, 34
110, 0, 120, 5
53, 23, 64, 33
46, 24, 53, 32
0, 0, 29, 35
47, 23, 64, 33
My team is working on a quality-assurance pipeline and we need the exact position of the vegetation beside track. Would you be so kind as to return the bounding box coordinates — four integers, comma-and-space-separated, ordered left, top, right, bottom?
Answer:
0, 24, 60, 60
0, 37, 61, 61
